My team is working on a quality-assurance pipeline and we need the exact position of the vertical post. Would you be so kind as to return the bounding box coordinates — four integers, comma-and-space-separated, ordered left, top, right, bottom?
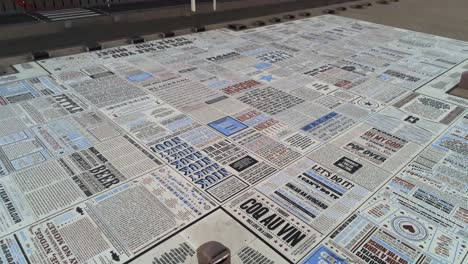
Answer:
213, 0, 216, 11
191, 0, 196, 12
460, 71, 468, 90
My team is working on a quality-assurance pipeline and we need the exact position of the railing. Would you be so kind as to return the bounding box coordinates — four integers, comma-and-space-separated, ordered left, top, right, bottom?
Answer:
1, 0, 129, 13
0, 0, 187, 13
0, 0, 359, 15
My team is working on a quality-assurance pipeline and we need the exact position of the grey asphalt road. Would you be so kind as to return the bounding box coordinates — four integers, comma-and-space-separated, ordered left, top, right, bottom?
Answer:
2, 0, 468, 59
0, 0, 354, 58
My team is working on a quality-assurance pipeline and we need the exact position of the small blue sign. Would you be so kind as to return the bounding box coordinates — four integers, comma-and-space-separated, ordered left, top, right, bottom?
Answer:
260, 75, 274, 82
301, 112, 338, 132
303, 246, 348, 264
128, 73, 153, 82
255, 62, 272, 70
208, 117, 248, 136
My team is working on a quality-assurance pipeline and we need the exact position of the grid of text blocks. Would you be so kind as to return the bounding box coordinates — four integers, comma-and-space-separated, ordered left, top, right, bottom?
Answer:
0, 15, 467, 264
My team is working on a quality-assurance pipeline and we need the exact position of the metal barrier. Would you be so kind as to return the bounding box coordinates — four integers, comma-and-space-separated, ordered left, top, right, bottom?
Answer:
0, 0, 354, 14
0, 0, 139, 13
0, 0, 195, 13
